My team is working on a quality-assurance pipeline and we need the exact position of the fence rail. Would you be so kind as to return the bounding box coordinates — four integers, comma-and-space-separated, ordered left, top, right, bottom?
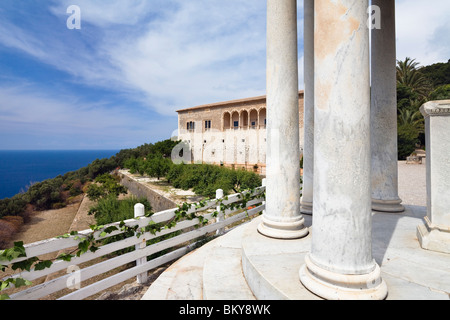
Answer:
1, 186, 265, 300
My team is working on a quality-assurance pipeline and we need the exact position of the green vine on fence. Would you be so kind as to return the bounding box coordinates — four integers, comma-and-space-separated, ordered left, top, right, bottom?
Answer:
0, 187, 265, 300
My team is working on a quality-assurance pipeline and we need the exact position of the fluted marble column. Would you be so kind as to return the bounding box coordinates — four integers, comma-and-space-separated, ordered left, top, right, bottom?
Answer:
258, 0, 308, 239
300, 0, 314, 215
371, 0, 404, 213
299, 0, 387, 299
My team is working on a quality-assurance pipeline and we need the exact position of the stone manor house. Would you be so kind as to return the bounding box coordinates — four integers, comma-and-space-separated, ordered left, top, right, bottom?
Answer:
176, 91, 305, 174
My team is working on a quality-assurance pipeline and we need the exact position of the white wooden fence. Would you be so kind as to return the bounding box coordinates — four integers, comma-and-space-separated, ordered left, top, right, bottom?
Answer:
1, 186, 265, 300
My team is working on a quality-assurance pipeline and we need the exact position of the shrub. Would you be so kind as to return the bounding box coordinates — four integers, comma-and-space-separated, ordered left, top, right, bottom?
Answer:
398, 123, 420, 160
85, 184, 105, 201
166, 163, 262, 198
0, 196, 27, 219
89, 195, 152, 226
145, 154, 172, 180
0, 221, 14, 249
86, 174, 128, 201
2, 216, 24, 233
429, 84, 450, 101
0, 216, 24, 249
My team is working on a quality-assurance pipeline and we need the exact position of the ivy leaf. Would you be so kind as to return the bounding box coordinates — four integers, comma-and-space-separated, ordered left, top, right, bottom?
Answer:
77, 240, 90, 256
89, 245, 100, 253
14, 277, 32, 288
11, 257, 38, 272
1, 279, 13, 291
101, 226, 118, 237
57, 253, 74, 262
34, 260, 53, 271
1, 242, 27, 262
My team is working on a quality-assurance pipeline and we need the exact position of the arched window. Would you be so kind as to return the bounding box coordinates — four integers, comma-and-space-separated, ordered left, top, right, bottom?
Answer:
258, 108, 267, 128
223, 112, 231, 130
249, 109, 258, 129
240, 110, 249, 129
232, 111, 239, 129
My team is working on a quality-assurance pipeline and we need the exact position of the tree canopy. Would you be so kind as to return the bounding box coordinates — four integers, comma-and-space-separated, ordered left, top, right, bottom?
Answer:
396, 57, 450, 159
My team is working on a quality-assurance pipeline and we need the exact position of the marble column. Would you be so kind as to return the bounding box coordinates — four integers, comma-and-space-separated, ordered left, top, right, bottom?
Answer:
371, 0, 404, 213
417, 100, 450, 254
257, 0, 308, 239
299, 0, 387, 299
300, 0, 314, 215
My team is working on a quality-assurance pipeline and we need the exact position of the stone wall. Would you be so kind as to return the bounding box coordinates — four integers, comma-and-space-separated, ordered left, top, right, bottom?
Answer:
119, 173, 178, 213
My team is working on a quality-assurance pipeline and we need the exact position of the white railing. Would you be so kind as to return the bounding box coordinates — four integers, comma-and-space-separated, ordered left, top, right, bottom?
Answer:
1, 186, 265, 300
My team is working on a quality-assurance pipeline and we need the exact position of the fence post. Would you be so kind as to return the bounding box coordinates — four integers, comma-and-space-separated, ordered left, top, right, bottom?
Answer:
216, 189, 224, 236
262, 178, 266, 214
134, 203, 148, 284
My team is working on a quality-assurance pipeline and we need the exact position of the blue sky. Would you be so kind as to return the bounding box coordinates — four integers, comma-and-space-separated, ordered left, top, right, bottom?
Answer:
0, 1, 449, 150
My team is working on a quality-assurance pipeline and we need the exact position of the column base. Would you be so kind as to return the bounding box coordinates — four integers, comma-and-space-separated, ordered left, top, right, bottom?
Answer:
300, 199, 313, 215
417, 216, 450, 254
257, 214, 308, 239
299, 254, 388, 300
371, 198, 405, 213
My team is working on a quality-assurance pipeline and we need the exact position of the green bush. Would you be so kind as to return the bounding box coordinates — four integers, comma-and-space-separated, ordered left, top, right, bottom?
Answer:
165, 163, 262, 198
86, 173, 128, 201
23, 180, 63, 210
145, 154, 172, 180
0, 196, 27, 219
398, 123, 420, 160
89, 195, 152, 225
429, 84, 450, 101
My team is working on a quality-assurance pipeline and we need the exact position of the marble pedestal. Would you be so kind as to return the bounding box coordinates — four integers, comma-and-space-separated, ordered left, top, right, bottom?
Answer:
417, 100, 450, 254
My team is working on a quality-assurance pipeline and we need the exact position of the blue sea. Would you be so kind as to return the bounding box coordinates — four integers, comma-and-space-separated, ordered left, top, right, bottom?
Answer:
0, 150, 119, 200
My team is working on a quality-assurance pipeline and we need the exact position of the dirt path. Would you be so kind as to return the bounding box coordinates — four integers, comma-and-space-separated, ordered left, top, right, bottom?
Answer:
7, 194, 84, 249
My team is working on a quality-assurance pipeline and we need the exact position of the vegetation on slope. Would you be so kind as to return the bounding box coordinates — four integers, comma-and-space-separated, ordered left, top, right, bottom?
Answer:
0, 138, 262, 247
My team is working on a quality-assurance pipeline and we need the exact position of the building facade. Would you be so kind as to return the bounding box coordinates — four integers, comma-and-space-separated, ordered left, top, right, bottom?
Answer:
176, 91, 304, 174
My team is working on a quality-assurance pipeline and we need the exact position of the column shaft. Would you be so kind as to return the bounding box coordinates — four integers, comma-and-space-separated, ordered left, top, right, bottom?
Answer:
371, 0, 404, 213
299, 0, 387, 299
300, 0, 314, 215
258, 0, 308, 239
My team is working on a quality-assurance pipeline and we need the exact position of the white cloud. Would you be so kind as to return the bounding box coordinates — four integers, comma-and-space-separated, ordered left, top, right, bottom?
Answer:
0, 83, 176, 149
396, 0, 450, 66
0, 21, 48, 61
106, 1, 267, 114
1, 1, 268, 117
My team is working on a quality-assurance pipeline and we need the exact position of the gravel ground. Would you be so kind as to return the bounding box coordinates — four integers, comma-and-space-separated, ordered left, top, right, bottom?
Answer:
397, 160, 426, 207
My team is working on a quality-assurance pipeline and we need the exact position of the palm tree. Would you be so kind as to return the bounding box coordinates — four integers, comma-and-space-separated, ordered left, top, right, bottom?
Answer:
396, 57, 433, 100
397, 108, 424, 134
